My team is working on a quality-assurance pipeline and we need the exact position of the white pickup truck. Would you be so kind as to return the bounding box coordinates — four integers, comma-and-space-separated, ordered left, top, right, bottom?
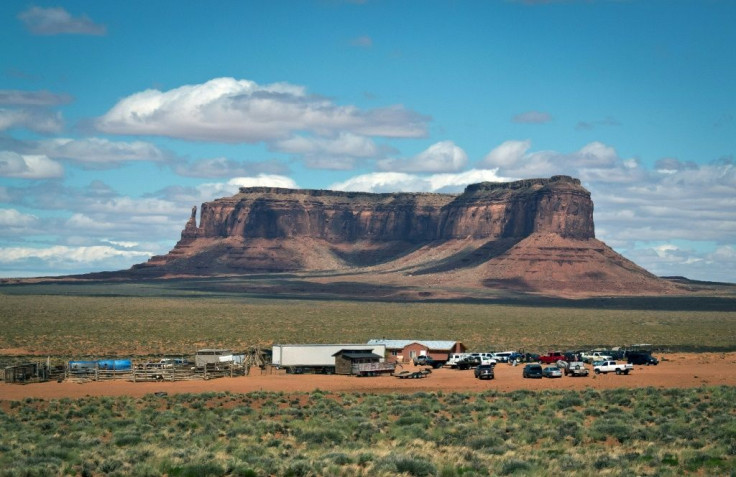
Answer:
593, 360, 633, 375
582, 351, 613, 363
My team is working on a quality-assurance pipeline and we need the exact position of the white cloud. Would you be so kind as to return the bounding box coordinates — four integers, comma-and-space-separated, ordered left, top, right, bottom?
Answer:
96, 77, 429, 143
175, 157, 289, 178
377, 141, 468, 173
0, 208, 37, 227
196, 175, 300, 199
331, 172, 426, 193
18, 6, 106, 36
102, 239, 139, 248
275, 132, 381, 158
653, 244, 679, 258
65, 213, 117, 231
32, 138, 169, 168
228, 175, 300, 189
654, 157, 699, 174
427, 169, 507, 192
481, 139, 531, 168
0, 108, 63, 134
274, 132, 387, 170
0, 209, 39, 236
0, 90, 72, 106
330, 168, 504, 193
621, 242, 736, 283
480, 139, 645, 183
0, 152, 64, 179
0, 245, 150, 265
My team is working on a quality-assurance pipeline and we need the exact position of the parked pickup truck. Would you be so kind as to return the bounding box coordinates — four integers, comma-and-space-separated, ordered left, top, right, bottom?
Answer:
582, 351, 613, 363
412, 355, 447, 369
593, 360, 633, 375
562, 361, 589, 377
539, 352, 566, 364
456, 355, 481, 370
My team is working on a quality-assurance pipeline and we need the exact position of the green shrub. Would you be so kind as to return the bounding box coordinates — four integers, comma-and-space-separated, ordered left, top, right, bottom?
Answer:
283, 459, 312, 477
396, 413, 431, 427
298, 428, 345, 446
324, 452, 353, 465
499, 458, 531, 475
178, 462, 226, 477
114, 433, 142, 446
468, 435, 504, 450
375, 454, 437, 477
589, 417, 632, 443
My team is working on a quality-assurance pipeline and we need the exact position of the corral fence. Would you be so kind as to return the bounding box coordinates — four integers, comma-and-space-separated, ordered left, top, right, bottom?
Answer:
66, 360, 250, 383
4, 361, 65, 384
3, 348, 267, 385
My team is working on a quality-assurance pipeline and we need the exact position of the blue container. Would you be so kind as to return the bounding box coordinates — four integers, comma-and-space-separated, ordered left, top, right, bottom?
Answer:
97, 359, 132, 370
68, 360, 97, 374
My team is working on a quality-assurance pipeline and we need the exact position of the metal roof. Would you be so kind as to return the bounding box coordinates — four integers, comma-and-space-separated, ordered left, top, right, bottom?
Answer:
332, 350, 382, 359
367, 339, 459, 350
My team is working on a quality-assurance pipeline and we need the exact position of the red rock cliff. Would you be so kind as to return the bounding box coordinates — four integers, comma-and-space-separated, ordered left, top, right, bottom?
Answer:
131, 175, 680, 297
178, 175, 593, 245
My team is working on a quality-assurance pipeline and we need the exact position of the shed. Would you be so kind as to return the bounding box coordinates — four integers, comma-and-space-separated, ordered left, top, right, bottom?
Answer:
4, 363, 48, 384
367, 339, 466, 363
195, 349, 234, 367
332, 349, 383, 375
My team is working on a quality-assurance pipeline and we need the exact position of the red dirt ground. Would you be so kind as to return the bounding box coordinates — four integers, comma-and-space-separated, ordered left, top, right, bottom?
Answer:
1, 353, 734, 401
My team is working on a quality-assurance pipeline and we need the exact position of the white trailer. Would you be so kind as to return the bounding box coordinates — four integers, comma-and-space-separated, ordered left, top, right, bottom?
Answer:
271, 344, 387, 374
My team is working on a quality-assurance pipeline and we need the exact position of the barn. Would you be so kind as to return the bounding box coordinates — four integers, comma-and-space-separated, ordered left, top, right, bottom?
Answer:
366, 339, 466, 363
332, 349, 384, 375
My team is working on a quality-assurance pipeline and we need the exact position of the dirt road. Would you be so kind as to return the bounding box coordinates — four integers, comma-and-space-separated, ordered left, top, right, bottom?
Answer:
1, 353, 734, 401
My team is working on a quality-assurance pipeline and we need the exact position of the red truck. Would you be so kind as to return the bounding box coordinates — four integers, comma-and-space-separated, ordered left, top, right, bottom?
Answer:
539, 352, 566, 364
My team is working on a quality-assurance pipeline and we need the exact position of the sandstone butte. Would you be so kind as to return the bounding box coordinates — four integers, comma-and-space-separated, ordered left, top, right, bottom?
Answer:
99, 175, 685, 298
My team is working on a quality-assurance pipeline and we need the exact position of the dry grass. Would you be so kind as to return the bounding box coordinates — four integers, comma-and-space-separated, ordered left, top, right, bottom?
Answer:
1, 281, 735, 357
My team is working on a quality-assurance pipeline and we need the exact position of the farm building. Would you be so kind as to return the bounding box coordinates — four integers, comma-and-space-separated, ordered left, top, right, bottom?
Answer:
366, 339, 466, 363
332, 349, 395, 376
271, 343, 387, 374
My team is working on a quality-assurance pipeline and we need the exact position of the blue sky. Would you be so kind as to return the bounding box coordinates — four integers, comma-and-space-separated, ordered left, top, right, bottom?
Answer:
1, 0, 734, 282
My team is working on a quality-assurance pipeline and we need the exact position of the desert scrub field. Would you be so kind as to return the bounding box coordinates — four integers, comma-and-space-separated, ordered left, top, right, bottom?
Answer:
0, 386, 734, 476
1, 290, 735, 356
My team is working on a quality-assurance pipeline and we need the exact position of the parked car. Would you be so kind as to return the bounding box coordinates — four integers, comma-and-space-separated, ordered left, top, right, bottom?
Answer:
582, 351, 613, 363
542, 366, 562, 378
563, 361, 589, 377
492, 351, 514, 363
627, 352, 659, 366
594, 360, 634, 375
539, 352, 566, 365
469, 353, 497, 366
474, 364, 495, 380
522, 364, 543, 378
456, 355, 481, 370
508, 352, 524, 363
412, 355, 446, 368
447, 353, 469, 368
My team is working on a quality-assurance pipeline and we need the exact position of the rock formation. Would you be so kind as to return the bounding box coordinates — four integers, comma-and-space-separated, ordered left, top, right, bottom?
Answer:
130, 175, 678, 297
